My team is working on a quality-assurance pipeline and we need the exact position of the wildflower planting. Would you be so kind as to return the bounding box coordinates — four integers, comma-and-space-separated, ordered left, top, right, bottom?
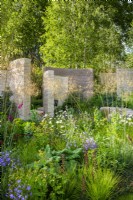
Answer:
1, 93, 133, 200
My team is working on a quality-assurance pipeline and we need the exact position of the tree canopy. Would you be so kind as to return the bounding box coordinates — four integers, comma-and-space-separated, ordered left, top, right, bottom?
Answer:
96, 0, 133, 39
1, 0, 48, 66
125, 20, 133, 68
1, 0, 133, 70
40, 1, 123, 71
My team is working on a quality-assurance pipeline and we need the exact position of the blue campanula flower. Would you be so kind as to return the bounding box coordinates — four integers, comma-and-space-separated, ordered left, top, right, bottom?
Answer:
0, 151, 11, 167
6, 180, 31, 200
84, 137, 97, 151
26, 186, 31, 191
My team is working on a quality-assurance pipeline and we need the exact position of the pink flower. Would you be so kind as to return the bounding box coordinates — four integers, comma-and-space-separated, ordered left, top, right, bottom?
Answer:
18, 102, 23, 109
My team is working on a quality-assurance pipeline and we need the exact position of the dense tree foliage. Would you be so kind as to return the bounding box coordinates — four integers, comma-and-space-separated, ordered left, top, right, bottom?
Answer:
1, 0, 48, 66
96, 0, 133, 39
125, 20, 133, 68
1, 0, 132, 70
40, 1, 123, 71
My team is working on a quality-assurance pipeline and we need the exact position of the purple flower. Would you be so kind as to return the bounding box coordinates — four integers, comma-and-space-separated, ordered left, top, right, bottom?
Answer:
11, 158, 21, 169
17, 180, 21, 184
9, 194, 14, 199
8, 115, 14, 122
0, 151, 11, 167
84, 137, 97, 151
26, 186, 31, 191
7, 180, 32, 200
18, 102, 23, 109
14, 188, 22, 194
6, 157, 11, 162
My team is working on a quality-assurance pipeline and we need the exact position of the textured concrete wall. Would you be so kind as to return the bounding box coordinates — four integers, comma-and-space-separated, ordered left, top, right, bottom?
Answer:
43, 71, 69, 116
43, 67, 93, 116
100, 70, 133, 97
117, 68, 133, 98
54, 75, 68, 106
45, 67, 93, 98
9, 58, 31, 120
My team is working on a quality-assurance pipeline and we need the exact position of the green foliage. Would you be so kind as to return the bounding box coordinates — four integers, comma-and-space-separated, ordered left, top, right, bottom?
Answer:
16, 141, 38, 165
41, 1, 123, 71
96, 1, 132, 39
8, 167, 48, 200
91, 110, 133, 172
1, 0, 132, 70
125, 53, 133, 68
0, 111, 37, 149
87, 93, 131, 109
126, 20, 133, 51
2, 105, 133, 199
30, 110, 42, 123
30, 65, 43, 108
1, 1, 133, 198
0, 90, 17, 116
1, 0, 48, 65
31, 97, 43, 109
23, 121, 36, 139
117, 194, 133, 200
31, 66, 43, 90
46, 167, 80, 200
125, 20, 133, 68
0, 90, 18, 148
32, 118, 55, 149
59, 92, 89, 114
84, 167, 119, 200
59, 92, 133, 115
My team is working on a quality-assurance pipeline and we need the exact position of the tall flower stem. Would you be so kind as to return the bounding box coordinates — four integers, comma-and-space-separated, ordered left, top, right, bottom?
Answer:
84, 150, 88, 167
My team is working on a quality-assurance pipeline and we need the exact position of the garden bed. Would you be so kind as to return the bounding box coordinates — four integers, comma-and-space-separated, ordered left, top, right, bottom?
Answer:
1, 107, 133, 200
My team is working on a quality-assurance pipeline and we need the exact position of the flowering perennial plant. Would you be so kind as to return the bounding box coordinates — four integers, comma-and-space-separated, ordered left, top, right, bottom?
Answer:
6, 180, 32, 200
8, 115, 14, 122
0, 151, 11, 167
18, 102, 23, 110
0, 151, 21, 170
83, 137, 97, 151
119, 114, 133, 126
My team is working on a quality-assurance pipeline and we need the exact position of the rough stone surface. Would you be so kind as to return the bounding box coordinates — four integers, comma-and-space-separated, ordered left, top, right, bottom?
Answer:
43, 67, 94, 116
54, 75, 68, 106
45, 67, 94, 98
43, 70, 54, 117
100, 107, 133, 118
37, 107, 44, 111
9, 58, 31, 120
